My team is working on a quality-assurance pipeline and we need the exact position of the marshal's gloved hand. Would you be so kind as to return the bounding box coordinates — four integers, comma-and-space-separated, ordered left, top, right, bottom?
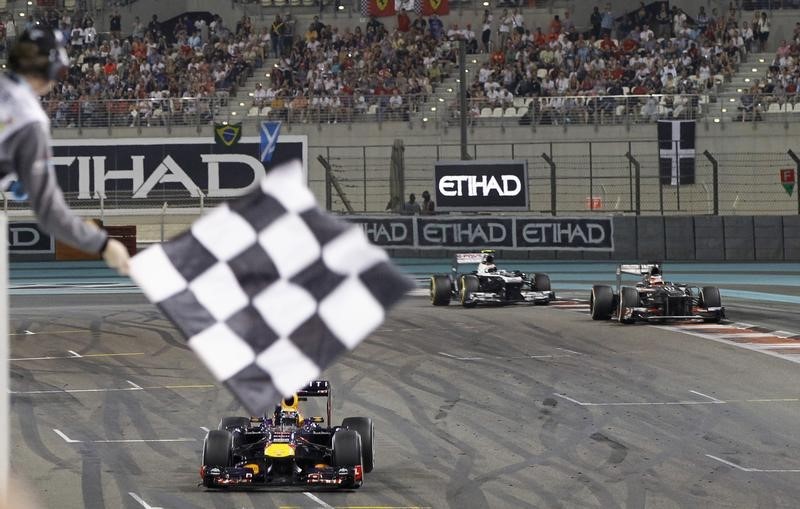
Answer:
102, 238, 130, 276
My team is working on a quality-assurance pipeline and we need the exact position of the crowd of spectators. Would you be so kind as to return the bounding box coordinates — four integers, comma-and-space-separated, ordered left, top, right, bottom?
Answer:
254, 12, 454, 123
461, 2, 756, 125
10, 5, 269, 127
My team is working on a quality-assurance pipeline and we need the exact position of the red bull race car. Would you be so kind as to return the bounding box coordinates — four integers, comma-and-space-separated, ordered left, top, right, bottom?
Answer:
430, 250, 555, 307
200, 380, 373, 489
589, 263, 724, 324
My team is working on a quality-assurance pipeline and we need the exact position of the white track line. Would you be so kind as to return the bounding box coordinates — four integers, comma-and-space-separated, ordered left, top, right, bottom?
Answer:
303, 491, 335, 509
126, 380, 143, 390
9, 352, 144, 362
200, 426, 210, 433
11, 383, 214, 395
67, 350, 82, 358
553, 393, 588, 406
53, 429, 79, 443
705, 454, 800, 473
690, 390, 725, 403
128, 492, 164, 509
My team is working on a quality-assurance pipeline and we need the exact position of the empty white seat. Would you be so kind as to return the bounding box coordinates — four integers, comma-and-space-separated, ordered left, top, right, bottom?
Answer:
367, 104, 378, 115
766, 103, 781, 113
622, 86, 630, 95
503, 107, 517, 117
512, 97, 525, 108
516, 107, 528, 116
491, 107, 504, 117
247, 106, 259, 116
260, 106, 272, 116
480, 107, 493, 117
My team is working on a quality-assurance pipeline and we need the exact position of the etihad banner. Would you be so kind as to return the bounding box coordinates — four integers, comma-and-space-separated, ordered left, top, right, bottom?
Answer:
361, 0, 395, 17
49, 136, 307, 203
434, 160, 529, 212
420, 0, 449, 15
348, 216, 614, 251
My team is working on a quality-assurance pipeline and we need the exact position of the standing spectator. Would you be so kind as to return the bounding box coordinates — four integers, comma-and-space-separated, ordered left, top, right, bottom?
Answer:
70, 23, 83, 51
601, 3, 614, 37
131, 16, 144, 39
655, 3, 670, 39
148, 14, 161, 39
420, 190, 435, 214
464, 24, 477, 54
411, 13, 426, 35
590, 6, 602, 39
481, 9, 493, 53
271, 14, 285, 58
109, 9, 121, 40
6, 16, 15, 50
402, 193, 421, 215
83, 21, 97, 47
696, 6, 709, 36
671, 7, 686, 39
757, 11, 770, 52
498, 9, 510, 49
397, 9, 410, 33
512, 9, 524, 35
429, 14, 444, 40
562, 10, 575, 33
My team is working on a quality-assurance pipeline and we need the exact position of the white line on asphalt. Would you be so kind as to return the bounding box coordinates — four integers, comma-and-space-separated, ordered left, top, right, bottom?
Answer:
774, 330, 799, 338
553, 393, 587, 406
303, 491, 335, 509
555, 347, 583, 355
656, 326, 800, 366
53, 429, 79, 443
200, 427, 209, 433
437, 352, 484, 361
127, 380, 143, 390
706, 454, 752, 472
690, 390, 725, 403
12, 387, 143, 395
9, 352, 144, 362
710, 333, 779, 339
705, 454, 800, 473
11, 330, 92, 336
128, 492, 164, 509
67, 350, 82, 358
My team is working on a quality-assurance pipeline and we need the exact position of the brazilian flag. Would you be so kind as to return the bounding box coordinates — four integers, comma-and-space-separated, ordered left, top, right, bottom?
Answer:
214, 122, 242, 147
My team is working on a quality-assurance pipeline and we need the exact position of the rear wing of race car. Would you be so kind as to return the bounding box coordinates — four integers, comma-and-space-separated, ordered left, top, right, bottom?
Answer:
615, 263, 661, 289
297, 380, 331, 425
451, 250, 495, 273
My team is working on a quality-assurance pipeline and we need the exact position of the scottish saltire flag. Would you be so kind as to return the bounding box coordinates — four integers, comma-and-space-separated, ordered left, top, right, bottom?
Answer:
128, 160, 412, 415
658, 120, 696, 186
260, 121, 281, 163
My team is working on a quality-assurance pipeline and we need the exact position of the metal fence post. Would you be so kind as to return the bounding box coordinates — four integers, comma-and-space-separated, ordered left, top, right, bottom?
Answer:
625, 152, 641, 215
541, 152, 556, 216
788, 150, 800, 215
160, 202, 168, 242
588, 142, 594, 211
325, 146, 332, 211
703, 150, 719, 215
362, 146, 367, 212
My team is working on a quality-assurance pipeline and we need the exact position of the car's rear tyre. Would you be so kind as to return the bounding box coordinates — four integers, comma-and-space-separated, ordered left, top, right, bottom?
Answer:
533, 273, 551, 292
619, 286, 639, 324
430, 275, 452, 306
700, 286, 722, 323
218, 416, 249, 431
590, 285, 614, 320
459, 275, 479, 308
342, 417, 374, 473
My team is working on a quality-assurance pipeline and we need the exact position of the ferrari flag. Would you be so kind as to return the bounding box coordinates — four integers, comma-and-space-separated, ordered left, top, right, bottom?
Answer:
361, 0, 395, 17
129, 160, 413, 415
420, 0, 449, 15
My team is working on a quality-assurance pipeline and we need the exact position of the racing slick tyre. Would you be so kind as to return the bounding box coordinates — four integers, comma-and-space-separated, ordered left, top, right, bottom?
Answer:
618, 286, 640, 325
700, 286, 722, 323
533, 273, 551, 292
202, 430, 234, 487
342, 417, 374, 473
332, 429, 363, 488
430, 275, 452, 306
459, 275, 479, 308
218, 416, 249, 432
590, 285, 614, 320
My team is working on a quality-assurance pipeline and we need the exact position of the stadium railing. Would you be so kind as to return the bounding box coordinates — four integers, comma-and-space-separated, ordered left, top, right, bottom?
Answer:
43, 91, 800, 131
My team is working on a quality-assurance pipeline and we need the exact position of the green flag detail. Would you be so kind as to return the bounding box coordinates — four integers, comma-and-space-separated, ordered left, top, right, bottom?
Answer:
214, 123, 242, 147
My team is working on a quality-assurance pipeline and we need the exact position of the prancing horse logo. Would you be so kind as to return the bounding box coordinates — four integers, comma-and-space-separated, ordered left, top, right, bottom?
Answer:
376, 0, 389, 10
430, 0, 441, 9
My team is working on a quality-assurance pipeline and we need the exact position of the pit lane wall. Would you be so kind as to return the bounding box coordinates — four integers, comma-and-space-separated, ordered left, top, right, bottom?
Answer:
349, 215, 800, 261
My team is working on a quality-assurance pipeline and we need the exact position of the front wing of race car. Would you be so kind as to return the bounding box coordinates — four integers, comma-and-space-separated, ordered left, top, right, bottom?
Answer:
470, 290, 556, 304
201, 464, 363, 489
621, 305, 725, 323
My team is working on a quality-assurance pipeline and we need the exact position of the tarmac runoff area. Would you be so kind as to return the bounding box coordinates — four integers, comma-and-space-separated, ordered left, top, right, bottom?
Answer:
6, 261, 800, 508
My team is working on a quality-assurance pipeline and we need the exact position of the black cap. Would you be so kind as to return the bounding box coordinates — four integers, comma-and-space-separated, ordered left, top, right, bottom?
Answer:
10, 26, 69, 80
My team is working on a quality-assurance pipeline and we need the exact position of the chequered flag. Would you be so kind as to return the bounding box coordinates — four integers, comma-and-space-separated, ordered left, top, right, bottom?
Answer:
129, 160, 413, 415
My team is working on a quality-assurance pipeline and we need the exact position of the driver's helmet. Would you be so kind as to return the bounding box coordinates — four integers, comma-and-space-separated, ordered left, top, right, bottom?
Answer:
483, 253, 494, 264
648, 274, 664, 286
277, 410, 300, 427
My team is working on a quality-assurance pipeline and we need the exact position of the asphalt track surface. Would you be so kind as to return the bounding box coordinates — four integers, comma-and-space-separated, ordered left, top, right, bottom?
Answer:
8, 262, 800, 509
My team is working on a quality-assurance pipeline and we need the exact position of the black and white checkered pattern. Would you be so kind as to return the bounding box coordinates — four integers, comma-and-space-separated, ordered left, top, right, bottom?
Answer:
129, 160, 412, 415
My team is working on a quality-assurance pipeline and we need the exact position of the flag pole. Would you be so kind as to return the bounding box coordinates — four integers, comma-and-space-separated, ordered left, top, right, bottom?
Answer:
0, 212, 8, 505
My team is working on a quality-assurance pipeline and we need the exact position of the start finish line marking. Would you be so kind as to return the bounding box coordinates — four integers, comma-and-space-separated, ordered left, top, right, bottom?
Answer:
554, 391, 800, 407
9, 351, 144, 362
53, 429, 196, 444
